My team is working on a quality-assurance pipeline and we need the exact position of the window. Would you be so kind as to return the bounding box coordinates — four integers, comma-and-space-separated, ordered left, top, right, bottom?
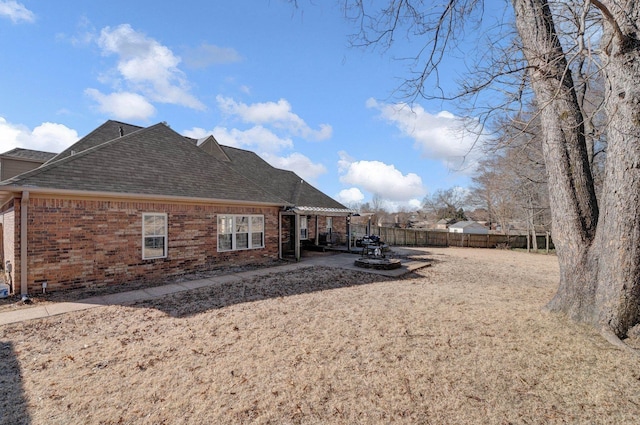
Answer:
300, 216, 308, 240
251, 216, 264, 247
218, 214, 264, 251
143, 213, 167, 259
326, 216, 333, 242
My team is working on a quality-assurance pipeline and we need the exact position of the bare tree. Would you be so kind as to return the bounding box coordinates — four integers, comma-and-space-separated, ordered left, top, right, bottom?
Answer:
422, 187, 468, 221
342, 0, 640, 347
470, 110, 552, 245
360, 193, 390, 229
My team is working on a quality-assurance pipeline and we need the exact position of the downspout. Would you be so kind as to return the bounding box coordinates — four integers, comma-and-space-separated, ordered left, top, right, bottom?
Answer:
278, 210, 283, 260
20, 191, 29, 297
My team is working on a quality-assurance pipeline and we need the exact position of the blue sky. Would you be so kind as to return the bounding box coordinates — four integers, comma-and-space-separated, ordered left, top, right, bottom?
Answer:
0, 0, 486, 211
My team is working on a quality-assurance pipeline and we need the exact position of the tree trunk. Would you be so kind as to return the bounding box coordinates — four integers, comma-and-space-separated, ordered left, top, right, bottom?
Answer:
591, 1, 640, 337
513, 0, 640, 337
512, 0, 600, 323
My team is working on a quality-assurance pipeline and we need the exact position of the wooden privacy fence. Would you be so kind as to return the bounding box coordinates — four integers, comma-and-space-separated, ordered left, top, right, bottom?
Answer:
351, 224, 554, 250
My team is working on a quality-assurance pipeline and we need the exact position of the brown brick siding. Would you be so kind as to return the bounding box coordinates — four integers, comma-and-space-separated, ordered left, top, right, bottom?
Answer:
306, 215, 348, 243
22, 196, 280, 293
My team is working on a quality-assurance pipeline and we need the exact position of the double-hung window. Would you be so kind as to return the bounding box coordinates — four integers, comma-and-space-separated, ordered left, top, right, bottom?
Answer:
218, 214, 264, 251
142, 213, 167, 259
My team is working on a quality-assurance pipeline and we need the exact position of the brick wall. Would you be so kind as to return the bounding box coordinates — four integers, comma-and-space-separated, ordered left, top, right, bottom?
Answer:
22, 196, 280, 293
310, 215, 348, 243
289, 215, 348, 244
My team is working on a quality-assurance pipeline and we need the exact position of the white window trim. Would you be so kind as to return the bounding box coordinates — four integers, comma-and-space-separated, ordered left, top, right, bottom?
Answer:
218, 214, 265, 252
142, 213, 168, 260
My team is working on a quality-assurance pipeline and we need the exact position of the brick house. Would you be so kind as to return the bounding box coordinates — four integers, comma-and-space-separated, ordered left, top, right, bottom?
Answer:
0, 120, 352, 296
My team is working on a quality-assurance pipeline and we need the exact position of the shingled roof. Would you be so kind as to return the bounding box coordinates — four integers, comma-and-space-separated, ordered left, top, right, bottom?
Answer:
45, 120, 144, 164
0, 148, 56, 162
1, 123, 288, 205
220, 146, 352, 214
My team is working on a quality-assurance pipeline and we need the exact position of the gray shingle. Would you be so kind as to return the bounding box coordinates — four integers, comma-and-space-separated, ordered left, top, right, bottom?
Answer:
0, 148, 56, 162
46, 120, 143, 164
2, 123, 288, 205
220, 146, 350, 211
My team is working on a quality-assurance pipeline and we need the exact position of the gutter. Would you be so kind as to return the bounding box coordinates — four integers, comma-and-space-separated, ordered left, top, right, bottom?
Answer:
0, 185, 292, 208
20, 190, 28, 297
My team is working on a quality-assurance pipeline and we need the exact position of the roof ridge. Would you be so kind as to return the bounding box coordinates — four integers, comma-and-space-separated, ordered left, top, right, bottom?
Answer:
1, 147, 55, 155
44, 120, 145, 165
5, 123, 170, 185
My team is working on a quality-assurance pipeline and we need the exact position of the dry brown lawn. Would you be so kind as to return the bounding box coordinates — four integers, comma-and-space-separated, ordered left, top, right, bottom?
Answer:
2, 247, 640, 424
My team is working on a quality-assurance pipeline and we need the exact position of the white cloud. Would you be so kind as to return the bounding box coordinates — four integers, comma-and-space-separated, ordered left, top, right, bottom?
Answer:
183, 96, 332, 183
181, 126, 326, 182
262, 152, 327, 182
378, 198, 423, 212
181, 127, 209, 140
95, 24, 205, 110
367, 98, 483, 172
182, 43, 243, 68
184, 125, 293, 153
337, 150, 354, 173
85, 89, 156, 120
407, 198, 423, 209
338, 151, 426, 202
337, 187, 365, 205
0, 117, 78, 153
216, 96, 332, 141
0, 1, 34, 23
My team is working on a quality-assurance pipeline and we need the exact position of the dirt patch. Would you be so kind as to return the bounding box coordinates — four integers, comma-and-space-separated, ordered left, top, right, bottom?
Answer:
0, 259, 287, 313
2, 247, 640, 424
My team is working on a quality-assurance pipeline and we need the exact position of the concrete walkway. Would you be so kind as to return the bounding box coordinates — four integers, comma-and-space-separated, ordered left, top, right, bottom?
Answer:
0, 253, 430, 326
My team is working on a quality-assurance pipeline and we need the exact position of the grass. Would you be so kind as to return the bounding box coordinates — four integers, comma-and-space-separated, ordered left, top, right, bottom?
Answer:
1, 247, 639, 424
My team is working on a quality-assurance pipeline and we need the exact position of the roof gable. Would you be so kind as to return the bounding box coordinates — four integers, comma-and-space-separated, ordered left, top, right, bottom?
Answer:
2, 123, 287, 205
197, 135, 231, 162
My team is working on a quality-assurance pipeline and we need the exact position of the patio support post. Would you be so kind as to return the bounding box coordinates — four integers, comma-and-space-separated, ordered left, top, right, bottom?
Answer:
315, 215, 319, 246
294, 213, 301, 261
20, 191, 29, 297
347, 215, 351, 252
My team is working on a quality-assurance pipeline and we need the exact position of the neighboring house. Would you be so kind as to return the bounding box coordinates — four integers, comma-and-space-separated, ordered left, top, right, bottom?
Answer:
0, 120, 352, 296
435, 218, 456, 230
448, 220, 489, 235
0, 148, 56, 181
